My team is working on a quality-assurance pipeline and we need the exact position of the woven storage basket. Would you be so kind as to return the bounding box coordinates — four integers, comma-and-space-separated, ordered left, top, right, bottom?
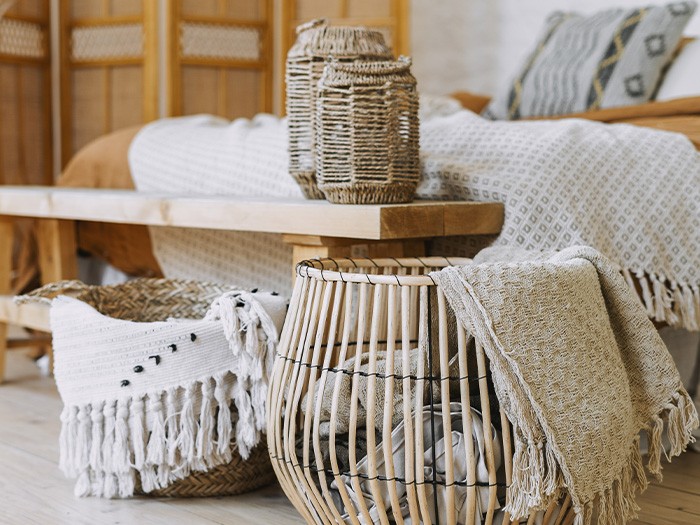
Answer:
316, 57, 420, 204
20, 278, 284, 498
268, 258, 572, 524
286, 18, 393, 199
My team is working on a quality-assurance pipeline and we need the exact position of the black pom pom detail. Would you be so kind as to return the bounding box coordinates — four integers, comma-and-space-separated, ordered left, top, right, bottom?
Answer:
169, 343, 177, 352
190, 333, 197, 342
121, 379, 130, 387
133, 365, 144, 373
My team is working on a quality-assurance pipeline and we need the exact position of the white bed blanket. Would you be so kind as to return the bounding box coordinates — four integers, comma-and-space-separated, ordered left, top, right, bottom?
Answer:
129, 104, 700, 330
418, 110, 700, 331
129, 114, 301, 295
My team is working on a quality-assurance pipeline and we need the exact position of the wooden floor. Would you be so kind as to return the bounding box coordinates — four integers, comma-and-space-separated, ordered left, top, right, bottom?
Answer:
1, 350, 698, 525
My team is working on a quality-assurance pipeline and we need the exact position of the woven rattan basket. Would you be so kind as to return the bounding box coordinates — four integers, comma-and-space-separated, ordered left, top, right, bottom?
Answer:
316, 57, 420, 204
21, 279, 279, 498
286, 18, 393, 199
268, 258, 573, 524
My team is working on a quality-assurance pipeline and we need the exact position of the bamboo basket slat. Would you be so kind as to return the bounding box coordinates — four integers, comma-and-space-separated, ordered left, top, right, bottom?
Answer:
268, 258, 572, 524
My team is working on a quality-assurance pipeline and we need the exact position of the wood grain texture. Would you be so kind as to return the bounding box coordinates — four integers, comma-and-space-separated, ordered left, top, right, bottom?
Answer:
0, 297, 50, 332
0, 350, 698, 523
36, 220, 77, 284
0, 218, 12, 382
0, 187, 505, 240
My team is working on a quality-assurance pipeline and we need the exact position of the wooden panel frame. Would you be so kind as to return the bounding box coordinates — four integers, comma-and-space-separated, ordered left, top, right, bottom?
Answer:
0, 2, 52, 186
279, 0, 410, 113
167, 0, 274, 117
59, 1, 155, 165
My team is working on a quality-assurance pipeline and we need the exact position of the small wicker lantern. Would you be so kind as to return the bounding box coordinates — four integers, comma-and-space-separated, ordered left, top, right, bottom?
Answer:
268, 258, 572, 524
286, 19, 393, 199
316, 57, 420, 204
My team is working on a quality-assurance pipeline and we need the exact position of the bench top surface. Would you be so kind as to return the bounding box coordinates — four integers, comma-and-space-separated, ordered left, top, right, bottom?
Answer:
0, 186, 504, 240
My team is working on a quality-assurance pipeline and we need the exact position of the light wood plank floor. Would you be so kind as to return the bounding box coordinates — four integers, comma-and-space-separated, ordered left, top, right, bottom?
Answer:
1, 350, 698, 525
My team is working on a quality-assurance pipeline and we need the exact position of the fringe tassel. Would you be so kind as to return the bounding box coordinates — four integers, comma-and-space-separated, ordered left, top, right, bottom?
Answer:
196, 379, 216, 469
626, 269, 700, 331
232, 380, 256, 459
58, 406, 77, 476
89, 402, 104, 472
146, 393, 166, 467
60, 373, 265, 497
214, 374, 233, 464
165, 388, 180, 467
507, 390, 697, 525
177, 384, 197, 468
129, 397, 146, 471
646, 389, 699, 482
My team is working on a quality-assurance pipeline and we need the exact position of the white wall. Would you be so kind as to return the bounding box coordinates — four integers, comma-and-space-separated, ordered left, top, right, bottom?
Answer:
411, 0, 700, 96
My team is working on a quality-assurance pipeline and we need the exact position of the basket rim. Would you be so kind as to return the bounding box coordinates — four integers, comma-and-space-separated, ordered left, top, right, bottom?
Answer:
296, 256, 472, 286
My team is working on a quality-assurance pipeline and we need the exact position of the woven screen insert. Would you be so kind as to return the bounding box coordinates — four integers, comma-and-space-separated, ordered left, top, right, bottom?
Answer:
0, 19, 45, 58
71, 24, 143, 61
180, 22, 260, 61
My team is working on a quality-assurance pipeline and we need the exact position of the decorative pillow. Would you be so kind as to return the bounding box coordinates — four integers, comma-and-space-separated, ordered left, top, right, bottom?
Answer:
482, 1, 697, 120
656, 38, 700, 100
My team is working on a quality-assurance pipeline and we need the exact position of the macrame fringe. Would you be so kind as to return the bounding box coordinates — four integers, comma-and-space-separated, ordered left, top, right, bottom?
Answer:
506, 390, 698, 525
59, 291, 280, 499
624, 268, 699, 331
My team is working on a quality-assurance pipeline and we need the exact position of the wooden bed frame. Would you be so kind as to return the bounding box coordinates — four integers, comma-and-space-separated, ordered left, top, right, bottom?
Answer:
0, 186, 504, 382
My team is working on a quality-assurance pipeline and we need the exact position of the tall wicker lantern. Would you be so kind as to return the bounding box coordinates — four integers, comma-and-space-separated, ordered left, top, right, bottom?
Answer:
267, 258, 572, 525
286, 19, 393, 200
316, 57, 420, 204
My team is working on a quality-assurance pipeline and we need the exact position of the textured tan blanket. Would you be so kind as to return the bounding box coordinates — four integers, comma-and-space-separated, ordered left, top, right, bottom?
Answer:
431, 246, 698, 524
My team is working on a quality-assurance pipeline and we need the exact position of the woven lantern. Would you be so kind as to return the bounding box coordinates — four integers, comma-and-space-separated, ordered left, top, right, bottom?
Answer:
316, 57, 420, 204
286, 19, 393, 200
267, 258, 572, 524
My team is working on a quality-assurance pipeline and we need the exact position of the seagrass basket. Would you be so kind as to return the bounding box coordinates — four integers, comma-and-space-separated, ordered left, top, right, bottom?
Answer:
316, 57, 420, 204
20, 278, 282, 498
267, 258, 573, 524
286, 18, 393, 199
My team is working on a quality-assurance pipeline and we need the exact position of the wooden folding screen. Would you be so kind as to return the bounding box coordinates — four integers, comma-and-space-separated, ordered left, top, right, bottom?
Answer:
59, 0, 157, 163
59, 0, 273, 165
170, 0, 273, 119
282, 0, 409, 54
280, 0, 410, 110
0, 0, 51, 186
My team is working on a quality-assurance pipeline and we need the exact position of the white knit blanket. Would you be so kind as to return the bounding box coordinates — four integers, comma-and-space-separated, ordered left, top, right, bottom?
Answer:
419, 108, 700, 331
129, 114, 302, 295
129, 102, 700, 330
20, 283, 287, 498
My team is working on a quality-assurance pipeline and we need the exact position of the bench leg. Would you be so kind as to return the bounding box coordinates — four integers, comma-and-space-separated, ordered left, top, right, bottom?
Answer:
0, 217, 14, 383
284, 235, 427, 274
36, 219, 78, 284
33, 219, 77, 377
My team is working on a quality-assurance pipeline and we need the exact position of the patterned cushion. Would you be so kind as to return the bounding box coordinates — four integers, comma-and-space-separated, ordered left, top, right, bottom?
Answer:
482, 1, 697, 120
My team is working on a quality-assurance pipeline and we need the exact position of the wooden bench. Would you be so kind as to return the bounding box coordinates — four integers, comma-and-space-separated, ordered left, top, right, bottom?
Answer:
0, 186, 504, 381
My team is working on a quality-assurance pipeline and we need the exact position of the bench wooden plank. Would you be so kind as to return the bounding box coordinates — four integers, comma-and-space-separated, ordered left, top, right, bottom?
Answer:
0, 297, 51, 333
0, 186, 504, 240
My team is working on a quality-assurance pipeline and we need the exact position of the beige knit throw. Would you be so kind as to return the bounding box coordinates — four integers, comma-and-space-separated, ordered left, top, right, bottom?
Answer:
431, 246, 698, 525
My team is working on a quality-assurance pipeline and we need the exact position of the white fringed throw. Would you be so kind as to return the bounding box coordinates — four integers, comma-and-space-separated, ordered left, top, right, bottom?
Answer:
419, 108, 700, 331
44, 289, 286, 498
431, 246, 698, 525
